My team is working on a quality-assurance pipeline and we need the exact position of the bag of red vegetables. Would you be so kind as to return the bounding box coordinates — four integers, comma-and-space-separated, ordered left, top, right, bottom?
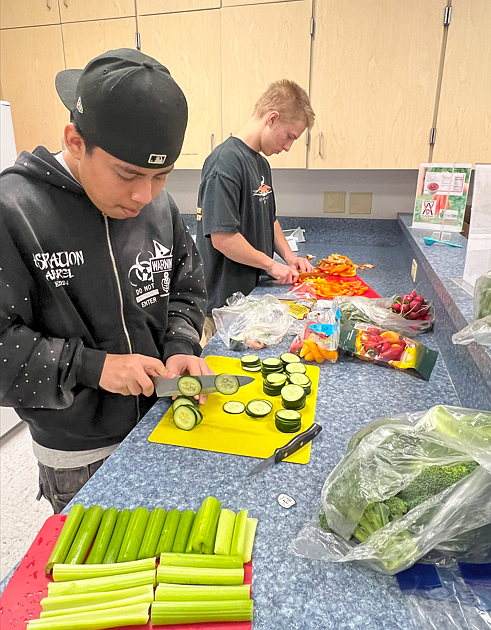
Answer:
390, 290, 434, 322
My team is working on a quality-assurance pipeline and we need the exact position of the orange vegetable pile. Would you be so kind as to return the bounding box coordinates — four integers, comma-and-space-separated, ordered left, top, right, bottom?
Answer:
299, 336, 338, 363
317, 254, 374, 277
295, 277, 369, 299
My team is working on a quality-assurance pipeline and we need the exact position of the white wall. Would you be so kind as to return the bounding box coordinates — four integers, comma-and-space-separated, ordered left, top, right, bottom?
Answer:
165, 169, 420, 219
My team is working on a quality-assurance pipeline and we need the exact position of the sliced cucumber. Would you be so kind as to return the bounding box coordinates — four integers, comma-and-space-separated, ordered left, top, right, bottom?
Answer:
262, 383, 281, 397
280, 353, 301, 365
173, 405, 198, 431
215, 374, 240, 395
193, 407, 203, 425
241, 355, 261, 366
177, 376, 202, 397
265, 373, 287, 386
285, 363, 307, 375
281, 384, 305, 403
275, 409, 302, 422
289, 373, 311, 388
245, 399, 273, 418
223, 401, 246, 414
242, 365, 262, 372
261, 358, 283, 368
172, 397, 197, 411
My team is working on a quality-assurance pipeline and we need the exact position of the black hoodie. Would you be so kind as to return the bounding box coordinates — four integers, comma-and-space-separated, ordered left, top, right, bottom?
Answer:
0, 147, 206, 451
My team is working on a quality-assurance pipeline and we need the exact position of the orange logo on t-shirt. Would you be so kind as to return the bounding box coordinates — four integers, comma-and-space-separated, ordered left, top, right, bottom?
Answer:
252, 176, 272, 199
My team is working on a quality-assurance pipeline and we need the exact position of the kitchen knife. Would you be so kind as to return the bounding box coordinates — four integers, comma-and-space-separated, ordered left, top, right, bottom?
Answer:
152, 374, 254, 397
246, 423, 322, 477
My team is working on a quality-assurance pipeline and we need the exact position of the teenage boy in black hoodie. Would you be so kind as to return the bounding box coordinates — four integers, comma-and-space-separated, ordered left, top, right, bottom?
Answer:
0, 49, 212, 512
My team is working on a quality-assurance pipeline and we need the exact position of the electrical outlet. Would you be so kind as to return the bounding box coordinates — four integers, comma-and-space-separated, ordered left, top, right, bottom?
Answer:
411, 259, 418, 282
349, 192, 372, 214
324, 192, 346, 213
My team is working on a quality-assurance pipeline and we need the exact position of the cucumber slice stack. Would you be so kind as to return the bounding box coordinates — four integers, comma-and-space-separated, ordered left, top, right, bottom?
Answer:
280, 384, 306, 411
240, 355, 261, 372
245, 399, 273, 418
173, 405, 202, 431
280, 353, 301, 367
285, 363, 307, 376
262, 372, 288, 397
260, 357, 284, 377
288, 373, 312, 395
275, 409, 302, 433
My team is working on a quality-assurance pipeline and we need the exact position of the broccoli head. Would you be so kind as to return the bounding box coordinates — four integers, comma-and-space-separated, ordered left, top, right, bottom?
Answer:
384, 496, 408, 521
396, 461, 479, 511
319, 508, 331, 532
352, 502, 390, 543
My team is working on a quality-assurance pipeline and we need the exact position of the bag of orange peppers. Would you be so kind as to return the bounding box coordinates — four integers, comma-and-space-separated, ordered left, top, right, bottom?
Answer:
290, 299, 340, 363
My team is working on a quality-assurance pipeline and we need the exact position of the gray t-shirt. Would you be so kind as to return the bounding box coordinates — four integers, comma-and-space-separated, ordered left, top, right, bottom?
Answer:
196, 137, 276, 315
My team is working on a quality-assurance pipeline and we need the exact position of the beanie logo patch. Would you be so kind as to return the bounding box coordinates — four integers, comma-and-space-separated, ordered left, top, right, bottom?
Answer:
148, 153, 167, 165
76, 97, 83, 114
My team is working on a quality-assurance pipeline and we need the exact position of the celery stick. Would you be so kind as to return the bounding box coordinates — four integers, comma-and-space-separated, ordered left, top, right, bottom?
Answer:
85, 508, 118, 564
185, 506, 202, 553
156, 565, 244, 585
27, 603, 150, 630
52, 557, 155, 581
230, 509, 248, 560
243, 517, 258, 563
151, 600, 253, 625
155, 583, 251, 602
45, 504, 85, 574
117, 507, 149, 563
137, 507, 166, 560
159, 552, 242, 569
47, 568, 156, 597
214, 509, 236, 556
40, 592, 154, 617
41, 585, 154, 611
192, 496, 221, 553
156, 510, 181, 555
64, 506, 104, 565
102, 509, 130, 564
171, 510, 195, 553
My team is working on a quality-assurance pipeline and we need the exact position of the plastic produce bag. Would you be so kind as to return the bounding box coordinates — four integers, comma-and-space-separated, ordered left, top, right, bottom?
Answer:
338, 293, 435, 335
289, 298, 340, 363
452, 316, 491, 349
289, 405, 491, 575
212, 292, 292, 350
397, 562, 491, 629
475, 271, 491, 319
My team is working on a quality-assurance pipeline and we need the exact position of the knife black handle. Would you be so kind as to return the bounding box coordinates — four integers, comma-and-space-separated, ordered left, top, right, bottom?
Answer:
274, 423, 322, 463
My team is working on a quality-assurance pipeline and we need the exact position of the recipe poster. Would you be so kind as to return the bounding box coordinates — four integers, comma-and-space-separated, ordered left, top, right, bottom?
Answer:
412, 163, 472, 232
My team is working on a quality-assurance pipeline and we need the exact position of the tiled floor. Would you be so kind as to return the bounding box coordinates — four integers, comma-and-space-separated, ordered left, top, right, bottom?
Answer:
0, 422, 52, 581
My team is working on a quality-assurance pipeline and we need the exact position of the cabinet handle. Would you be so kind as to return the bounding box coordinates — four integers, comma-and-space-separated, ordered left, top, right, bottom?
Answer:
46, 0, 51, 9
318, 132, 323, 157
210, 134, 215, 152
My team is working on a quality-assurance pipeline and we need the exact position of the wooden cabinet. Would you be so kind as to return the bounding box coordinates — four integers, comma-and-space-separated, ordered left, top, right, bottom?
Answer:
0, 25, 67, 153
62, 18, 136, 69
221, 1, 312, 169
137, 0, 220, 15
222, 0, 296, 6
308, 0, 444, 169
0, 0, 60, 29
59, 0, 135, 23
432, 0, 491, 164
139, 10, 222, 169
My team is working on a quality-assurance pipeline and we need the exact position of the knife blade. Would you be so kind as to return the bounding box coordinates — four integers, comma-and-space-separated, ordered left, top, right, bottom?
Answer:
246, 423, 322, 477
152, 374, 254, 397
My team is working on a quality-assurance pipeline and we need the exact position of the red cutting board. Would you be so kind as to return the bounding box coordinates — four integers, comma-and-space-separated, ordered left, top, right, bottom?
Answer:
293, 274, 380, 299
0, 515, 253, 630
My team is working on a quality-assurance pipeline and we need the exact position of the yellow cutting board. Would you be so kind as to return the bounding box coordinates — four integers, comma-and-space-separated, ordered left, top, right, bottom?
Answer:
148, 355, 320, 464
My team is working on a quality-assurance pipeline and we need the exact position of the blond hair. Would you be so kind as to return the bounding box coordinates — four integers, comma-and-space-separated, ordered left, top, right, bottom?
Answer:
253, 79, 315, 130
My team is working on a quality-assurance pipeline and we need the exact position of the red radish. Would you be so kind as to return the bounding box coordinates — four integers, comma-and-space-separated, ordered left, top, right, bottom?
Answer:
413, 295, 424, 304
401, 303, 410, 314
423, 314, 432, 320
391, 303, 402, 312
409, 291, 417, 298
409, 299, 421, 309
407, 311, 422, 320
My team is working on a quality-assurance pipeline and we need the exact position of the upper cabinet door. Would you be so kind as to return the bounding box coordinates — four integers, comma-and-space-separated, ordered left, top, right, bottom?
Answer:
221, 1, 312, 169
0, 0, 60, 29
137, 0, 220, 15
0, 25, 67, 153
139, 10, 222, 169
309, 0, 444, 170
432, 0, 491, 164
59, 0, 135, 23
222, 0, 294, 5
62, 18, 137, 69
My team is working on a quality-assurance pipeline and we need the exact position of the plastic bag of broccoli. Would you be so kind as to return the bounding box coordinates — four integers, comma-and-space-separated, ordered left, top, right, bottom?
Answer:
289, 405, 491, 575
452, 271, 491, 349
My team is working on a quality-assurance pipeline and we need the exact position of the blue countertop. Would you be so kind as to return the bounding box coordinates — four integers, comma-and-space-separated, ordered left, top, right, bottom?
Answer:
1, 218, 467, 628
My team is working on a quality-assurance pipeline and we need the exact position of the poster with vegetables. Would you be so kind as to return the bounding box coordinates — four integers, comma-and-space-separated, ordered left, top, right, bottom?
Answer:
412, 163, 472, 232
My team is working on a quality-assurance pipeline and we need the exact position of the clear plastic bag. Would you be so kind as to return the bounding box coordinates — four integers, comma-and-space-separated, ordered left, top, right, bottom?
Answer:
212, 292, 292, 350
397, 563, 491, 629
289, 405, 491, 575
452, 316, 491, 349
338, 294, 435, 335
289, 298, 340, 363
475, 272, 491, 320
